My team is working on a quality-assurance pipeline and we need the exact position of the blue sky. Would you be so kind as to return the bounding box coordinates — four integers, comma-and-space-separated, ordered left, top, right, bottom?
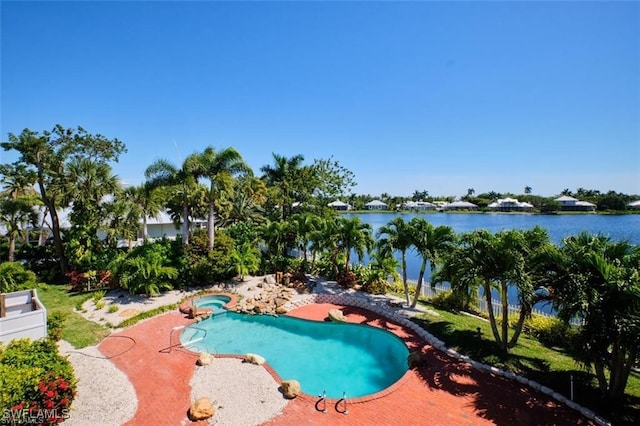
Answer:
2, 1, 639, 198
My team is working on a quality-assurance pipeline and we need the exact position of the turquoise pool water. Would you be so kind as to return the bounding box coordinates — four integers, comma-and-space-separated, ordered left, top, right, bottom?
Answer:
180, 312, 409, 398
192, 295, 231, 315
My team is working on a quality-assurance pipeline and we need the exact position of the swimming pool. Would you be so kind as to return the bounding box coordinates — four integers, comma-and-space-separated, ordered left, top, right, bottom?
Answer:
180, 311, 409, 398
192, 295, 231, 315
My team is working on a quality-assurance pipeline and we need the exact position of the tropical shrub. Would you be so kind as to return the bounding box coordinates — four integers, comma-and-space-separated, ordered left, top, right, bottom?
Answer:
109, 238, 183, 296
362, 278, 387, 295
231, 243, 261, 280
336, 269, 357, 288
0, 261, 39, 293
46, 312, 66, 341
66, 270, 112, 293
181, 229, 235, 286
430, 290, 469, 311
522, 315, 576, 348
0, 339, 76, 424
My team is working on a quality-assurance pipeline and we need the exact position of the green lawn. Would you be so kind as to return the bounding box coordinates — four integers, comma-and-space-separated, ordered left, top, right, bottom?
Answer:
413, 301, 640, 425
37, 285, 110, 348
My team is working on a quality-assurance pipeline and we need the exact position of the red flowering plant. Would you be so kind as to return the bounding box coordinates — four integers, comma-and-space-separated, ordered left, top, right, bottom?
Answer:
15, 373, 76, 425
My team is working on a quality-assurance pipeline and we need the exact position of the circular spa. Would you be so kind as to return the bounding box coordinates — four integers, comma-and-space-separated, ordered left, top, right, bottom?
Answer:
190, 294, 232, 315
180, 311, 409, 398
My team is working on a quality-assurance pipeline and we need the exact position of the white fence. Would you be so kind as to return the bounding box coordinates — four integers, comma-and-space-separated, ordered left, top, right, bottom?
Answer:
0, 289, 48, 342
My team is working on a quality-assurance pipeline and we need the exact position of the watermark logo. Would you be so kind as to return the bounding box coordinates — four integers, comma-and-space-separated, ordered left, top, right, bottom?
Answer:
1, 408, 70, 424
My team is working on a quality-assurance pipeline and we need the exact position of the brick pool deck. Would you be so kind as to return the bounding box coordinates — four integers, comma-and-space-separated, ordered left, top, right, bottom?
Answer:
98, 303, 592, 425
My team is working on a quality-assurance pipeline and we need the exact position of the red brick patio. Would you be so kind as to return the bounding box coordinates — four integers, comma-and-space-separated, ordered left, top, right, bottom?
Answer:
98, 303, 592, 425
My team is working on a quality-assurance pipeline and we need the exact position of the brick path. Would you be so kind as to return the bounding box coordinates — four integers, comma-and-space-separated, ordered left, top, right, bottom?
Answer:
98, 303, 592, 425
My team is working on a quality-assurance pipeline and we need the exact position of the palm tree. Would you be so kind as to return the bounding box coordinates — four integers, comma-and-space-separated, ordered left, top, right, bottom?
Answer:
437, 229, 534, 352
220, 175, 267, 227
335, 216, 373, 271
409, 217, 456, 308
377, 216, 414, 305
260, 153, 306, 221
145, 158, 197, 245
260, 219, 293, 271
60, 158, 123, 268
0, 197, 38, 261
231, 242, 261, 281
524, 185, 532, 194
290, 212, 321, 266
184, 146, 250, 251
125, 183, 163, 242
540, 233, 640, 399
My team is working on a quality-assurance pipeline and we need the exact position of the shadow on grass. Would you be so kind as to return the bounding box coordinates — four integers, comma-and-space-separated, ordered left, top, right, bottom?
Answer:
412, 314, 640, 425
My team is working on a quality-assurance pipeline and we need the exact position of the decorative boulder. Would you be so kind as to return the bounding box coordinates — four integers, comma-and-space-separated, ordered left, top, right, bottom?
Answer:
327, 309, 347, 322
265, 275, 277, 285
188, 397, 214, 421
275, 306, 288, 315
196, 352, 214, 366
245, 353, 266, 365
281, 380, 301, 399
407, 351, 429, 369
188, 306, 199, 319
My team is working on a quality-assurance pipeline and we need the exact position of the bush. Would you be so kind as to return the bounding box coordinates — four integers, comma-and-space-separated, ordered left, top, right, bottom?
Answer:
66, 270, 113, 293
181, 230, 235, 286
0, 339, 76, 424
0, 262, 39, 293
430, 290, 469, 311
47, 312, 67, 341
336, 269, 358, 288
109, 239, 181, 296
522, 315, 576, 348
362, 279, 388, 295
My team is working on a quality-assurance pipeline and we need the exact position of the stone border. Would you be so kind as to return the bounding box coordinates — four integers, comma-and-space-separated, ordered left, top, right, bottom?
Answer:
283, 293, 611, 426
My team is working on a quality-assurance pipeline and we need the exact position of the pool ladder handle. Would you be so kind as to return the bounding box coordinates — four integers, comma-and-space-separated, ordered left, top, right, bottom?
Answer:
335, 391, 348, 415
315, 391, 348, 415
315, 391, 327, 413
169, 324, 208, 353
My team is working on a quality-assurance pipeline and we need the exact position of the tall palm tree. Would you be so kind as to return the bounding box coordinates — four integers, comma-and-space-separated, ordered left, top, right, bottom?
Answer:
377, 216, 414, 305
437, 229, 532, 352
145, 158, 197, 245
184, 146, 249, 251
335, 216, 373, 271
290, 212, 321, 265
409, 217, 456, 308
125, 183, 163, 242
260, 153, 306, 221
0, 197, 38, 261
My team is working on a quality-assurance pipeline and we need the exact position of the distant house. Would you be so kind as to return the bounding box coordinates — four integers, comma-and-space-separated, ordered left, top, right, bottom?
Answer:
401, 200, 437, 211
628, 200, 640, 210
144, 211, 206, 240
487, 198, 534, 212
365, 200, 388, 210
444, 201, 478, 211
554, 195, 596, 212
327, 200, 352, 211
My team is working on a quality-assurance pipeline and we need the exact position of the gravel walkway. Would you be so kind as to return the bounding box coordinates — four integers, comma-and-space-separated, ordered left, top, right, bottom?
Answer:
58, 340, 137, 425
190, 358, 288, 425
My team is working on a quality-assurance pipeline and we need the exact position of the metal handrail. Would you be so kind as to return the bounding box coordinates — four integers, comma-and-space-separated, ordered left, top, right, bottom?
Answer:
169, 324, 208, 353
335, 391, 348, 414
315, 390, 327, 413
